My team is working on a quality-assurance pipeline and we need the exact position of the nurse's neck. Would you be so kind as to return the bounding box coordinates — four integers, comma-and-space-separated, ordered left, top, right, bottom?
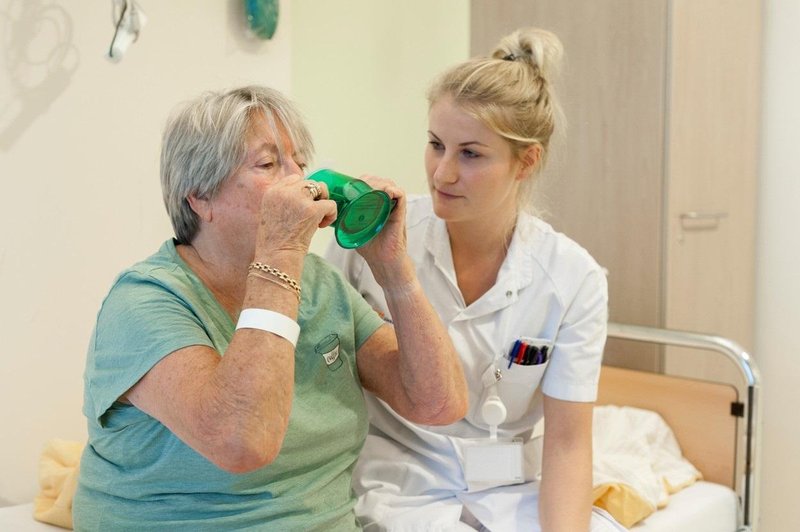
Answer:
447, 216, 516, 306
446, 212, 516, 260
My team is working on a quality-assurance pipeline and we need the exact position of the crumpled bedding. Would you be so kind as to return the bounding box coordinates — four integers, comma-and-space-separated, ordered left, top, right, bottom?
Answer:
33, 439, 83, 530
592, 405, 702, 528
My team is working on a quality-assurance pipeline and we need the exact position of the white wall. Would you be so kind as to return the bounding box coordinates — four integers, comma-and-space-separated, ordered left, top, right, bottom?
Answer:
0, 0, 293, 505
0, 0, 469, 505
291, 0, 469, 254
755, 0, 800, 529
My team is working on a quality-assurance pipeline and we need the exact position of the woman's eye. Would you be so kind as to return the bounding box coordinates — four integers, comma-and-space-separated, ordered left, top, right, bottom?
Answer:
258, 161, 275, 169
461, 149, 480, 159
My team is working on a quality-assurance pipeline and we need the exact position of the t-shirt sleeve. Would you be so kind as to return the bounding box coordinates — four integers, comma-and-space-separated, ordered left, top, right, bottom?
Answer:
342, 271, 385, 351
85, 271, 214, 426
324, 238, 367, 285
541, 268, 609, 402
325, 241, 392, 323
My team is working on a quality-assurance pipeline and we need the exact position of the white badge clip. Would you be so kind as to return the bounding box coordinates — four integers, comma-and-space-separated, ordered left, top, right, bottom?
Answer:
478, 362, 506, 440
462, 362, 524, 490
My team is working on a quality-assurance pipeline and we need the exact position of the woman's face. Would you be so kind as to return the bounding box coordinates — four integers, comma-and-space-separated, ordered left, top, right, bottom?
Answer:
208, 112, 306, 244
425, 96, 524, 226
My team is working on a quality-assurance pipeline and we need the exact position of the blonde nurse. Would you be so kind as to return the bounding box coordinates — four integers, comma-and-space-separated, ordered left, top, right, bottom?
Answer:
327, 28, 625, 531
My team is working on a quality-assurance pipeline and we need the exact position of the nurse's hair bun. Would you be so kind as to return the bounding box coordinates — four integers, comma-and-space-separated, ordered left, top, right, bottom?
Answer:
491, 27, 563, 81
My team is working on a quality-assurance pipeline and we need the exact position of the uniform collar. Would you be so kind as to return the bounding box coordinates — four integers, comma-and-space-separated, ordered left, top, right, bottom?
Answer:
422, 212, 538, 320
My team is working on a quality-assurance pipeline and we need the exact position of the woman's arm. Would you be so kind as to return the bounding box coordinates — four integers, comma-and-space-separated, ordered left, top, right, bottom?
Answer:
124, 176, 337, 474
355, 269, 468, 425
539, 395, 594, 532
352, 176, 468, 425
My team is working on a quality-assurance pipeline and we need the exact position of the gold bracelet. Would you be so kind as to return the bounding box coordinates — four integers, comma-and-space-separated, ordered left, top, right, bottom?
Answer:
248, 270, 301, 303
248, 262, 302, 300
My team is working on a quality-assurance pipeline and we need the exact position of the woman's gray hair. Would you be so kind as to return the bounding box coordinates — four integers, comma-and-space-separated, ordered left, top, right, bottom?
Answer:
427, 28, 564, 215
160, 85, 314, 244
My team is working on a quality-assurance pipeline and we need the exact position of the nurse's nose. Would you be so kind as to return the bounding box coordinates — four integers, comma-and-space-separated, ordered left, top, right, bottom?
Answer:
433, 154, 458, 185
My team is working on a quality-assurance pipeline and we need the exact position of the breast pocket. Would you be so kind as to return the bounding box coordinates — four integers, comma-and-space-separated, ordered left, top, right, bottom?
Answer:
495, 337, 553, 423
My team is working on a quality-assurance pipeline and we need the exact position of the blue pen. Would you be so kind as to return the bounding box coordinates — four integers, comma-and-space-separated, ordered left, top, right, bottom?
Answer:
507, 340, 521, 368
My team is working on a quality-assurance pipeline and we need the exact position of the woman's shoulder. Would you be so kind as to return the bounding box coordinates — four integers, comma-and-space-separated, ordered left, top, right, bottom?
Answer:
111, 240, 187, 287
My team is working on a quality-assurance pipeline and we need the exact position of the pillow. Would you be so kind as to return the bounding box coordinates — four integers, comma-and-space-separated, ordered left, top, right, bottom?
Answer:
33, 439, 84, 530
592, 405, 701, 527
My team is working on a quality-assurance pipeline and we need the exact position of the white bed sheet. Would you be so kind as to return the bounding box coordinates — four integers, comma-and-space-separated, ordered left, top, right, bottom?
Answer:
0, 503, 64, 531
0, 483, 739, 532
632, 480, 738, 532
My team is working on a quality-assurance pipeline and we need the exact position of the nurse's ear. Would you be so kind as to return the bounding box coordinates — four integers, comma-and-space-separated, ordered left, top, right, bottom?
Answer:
515, 144, 543, 181
187, 193, 213, 223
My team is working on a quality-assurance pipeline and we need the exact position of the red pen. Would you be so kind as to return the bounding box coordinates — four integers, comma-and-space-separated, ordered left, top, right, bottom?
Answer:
514, 341, 527, 365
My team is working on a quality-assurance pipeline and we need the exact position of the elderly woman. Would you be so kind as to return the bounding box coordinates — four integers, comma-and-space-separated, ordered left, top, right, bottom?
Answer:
72, 85, 468, 531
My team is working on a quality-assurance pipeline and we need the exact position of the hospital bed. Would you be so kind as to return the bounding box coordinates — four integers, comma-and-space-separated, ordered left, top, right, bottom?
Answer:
598, 322, 761, 532
0, 323, 761, 531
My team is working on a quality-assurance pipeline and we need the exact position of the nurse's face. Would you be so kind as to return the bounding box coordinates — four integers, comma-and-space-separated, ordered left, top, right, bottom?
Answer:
425, 96, 524, 226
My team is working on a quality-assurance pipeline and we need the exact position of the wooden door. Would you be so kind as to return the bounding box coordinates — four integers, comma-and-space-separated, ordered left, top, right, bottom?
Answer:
471, 0, 669, 371
663, 0, 760, 385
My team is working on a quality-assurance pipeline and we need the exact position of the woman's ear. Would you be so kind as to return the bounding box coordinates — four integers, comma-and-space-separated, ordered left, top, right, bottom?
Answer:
187, 194, 213, 223
516, 144, 543, 181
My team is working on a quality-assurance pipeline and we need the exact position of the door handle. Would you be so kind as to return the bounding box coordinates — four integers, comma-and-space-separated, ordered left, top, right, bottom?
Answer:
678, 211, 729, 235
679, 211, 729, 222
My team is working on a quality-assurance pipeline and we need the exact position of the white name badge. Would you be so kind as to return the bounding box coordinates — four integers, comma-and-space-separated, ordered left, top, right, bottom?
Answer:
463, 438, 524, 491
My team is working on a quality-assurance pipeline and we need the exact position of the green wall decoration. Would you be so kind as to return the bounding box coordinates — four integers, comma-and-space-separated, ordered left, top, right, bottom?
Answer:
245, 0, 279, 40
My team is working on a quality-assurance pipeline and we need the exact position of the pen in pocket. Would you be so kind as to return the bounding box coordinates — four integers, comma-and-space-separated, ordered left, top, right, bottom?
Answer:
507, 340, 521, 369
506, 340, 549, 367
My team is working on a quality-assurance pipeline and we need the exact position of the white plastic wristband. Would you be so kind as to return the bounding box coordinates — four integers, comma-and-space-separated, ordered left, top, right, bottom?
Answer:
236, 308, 300, 347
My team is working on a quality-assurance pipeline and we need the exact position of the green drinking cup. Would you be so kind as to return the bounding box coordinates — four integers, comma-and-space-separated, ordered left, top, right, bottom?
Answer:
306, 168, 395, 249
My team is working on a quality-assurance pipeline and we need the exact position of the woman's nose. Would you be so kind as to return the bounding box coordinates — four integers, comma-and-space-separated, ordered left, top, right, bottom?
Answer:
282, 157, 303, 177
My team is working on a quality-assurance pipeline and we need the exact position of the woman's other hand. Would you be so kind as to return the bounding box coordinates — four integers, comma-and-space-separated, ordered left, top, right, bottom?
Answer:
256, 174, 338, 257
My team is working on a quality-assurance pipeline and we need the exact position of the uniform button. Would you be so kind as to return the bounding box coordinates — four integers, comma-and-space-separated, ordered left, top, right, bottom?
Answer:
506, 290, 513, 298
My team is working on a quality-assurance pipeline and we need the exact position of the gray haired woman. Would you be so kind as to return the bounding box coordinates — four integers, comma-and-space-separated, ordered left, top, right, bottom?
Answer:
73, 85, 467, 531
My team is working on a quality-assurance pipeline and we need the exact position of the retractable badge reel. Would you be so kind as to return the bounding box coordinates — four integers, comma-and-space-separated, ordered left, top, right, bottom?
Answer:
462, 361, 524, 490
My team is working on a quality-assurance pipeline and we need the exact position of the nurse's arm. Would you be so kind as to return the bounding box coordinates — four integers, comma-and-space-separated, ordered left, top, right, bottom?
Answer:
355, 279, 468, 425
539, 395, 594, 532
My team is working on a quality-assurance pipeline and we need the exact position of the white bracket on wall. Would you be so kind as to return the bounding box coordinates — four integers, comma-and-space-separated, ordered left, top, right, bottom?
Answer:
107, 0, 147, 63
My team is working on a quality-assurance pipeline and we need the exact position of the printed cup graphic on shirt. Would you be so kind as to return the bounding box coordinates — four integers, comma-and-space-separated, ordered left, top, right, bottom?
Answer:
315, 333, 343, 371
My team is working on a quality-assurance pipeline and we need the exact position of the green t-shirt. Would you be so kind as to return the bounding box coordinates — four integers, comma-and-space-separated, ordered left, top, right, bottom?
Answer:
74, 240, 384, 531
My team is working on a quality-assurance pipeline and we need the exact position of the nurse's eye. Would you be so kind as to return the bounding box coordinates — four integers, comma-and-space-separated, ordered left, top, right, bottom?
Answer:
461, 149, 480, 159
428, 140, 444, 151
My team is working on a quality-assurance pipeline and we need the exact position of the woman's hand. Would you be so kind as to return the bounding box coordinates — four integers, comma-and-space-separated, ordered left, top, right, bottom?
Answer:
255, 174, 338, 257
353, 175, 413, 287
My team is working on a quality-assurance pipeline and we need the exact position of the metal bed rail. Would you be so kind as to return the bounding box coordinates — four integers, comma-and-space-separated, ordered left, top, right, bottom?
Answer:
606, 322, 761, 531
